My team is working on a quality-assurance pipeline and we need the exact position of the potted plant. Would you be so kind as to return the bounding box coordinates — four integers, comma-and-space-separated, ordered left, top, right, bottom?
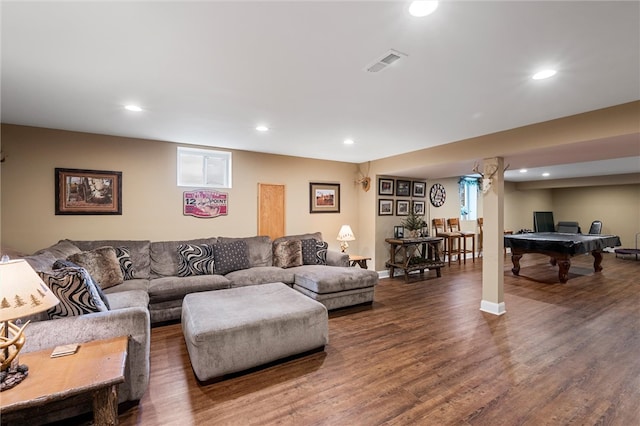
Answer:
401, 212, 427, 238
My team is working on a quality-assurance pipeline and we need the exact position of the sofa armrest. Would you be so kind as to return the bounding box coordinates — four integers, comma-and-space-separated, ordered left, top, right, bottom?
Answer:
23, 306, 150, 402
326, 250, 349, 267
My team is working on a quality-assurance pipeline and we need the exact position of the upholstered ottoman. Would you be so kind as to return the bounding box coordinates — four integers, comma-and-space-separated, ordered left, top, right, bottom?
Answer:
293, 265, 378, 310
181, 282, 328, 381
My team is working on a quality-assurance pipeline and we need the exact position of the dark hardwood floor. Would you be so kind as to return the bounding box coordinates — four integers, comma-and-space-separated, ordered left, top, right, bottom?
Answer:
115, 253, 639, 425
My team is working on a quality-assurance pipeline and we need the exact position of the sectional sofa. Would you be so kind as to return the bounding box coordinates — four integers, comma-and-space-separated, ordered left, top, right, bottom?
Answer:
13, 232, 378, 424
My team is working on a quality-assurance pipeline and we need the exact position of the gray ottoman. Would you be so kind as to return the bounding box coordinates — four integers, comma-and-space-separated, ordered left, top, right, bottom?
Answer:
182, 282, 328, 381
293, 265, 378, 310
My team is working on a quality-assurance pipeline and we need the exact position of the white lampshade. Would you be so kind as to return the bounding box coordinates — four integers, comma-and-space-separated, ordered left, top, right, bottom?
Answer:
0, 259, 60, 322
337, 225, 356, 242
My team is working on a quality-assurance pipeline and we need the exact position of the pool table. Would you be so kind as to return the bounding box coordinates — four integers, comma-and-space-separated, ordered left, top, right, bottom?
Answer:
504, 232, 621, 283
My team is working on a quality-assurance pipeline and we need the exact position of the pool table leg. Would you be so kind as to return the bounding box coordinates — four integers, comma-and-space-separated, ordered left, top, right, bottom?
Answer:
592, 250, 604, 272
511, 254, 522, 275
557, 259, 571, 283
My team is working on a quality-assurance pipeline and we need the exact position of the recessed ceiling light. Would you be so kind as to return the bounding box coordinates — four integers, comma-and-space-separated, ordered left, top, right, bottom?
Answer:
409, 1, 439, 17
256, 125, 269, 132
124, 105, 143, 112
520, 169, 528, 173
343, 139, 355, 145
542, 172, 550, 177
532, 69, 557, 80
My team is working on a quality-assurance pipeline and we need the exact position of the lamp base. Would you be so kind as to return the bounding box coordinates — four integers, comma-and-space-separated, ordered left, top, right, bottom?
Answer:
1, 364, 29, 391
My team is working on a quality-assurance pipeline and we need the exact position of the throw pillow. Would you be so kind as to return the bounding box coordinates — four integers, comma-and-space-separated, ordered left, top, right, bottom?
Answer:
115, 247, 136, 280
53, 259, 111, 310
39, 268, 109, 319
67, 246, 124, 289
315, 240, 328, 265
212, 240, 250, 275
273, 240, 303, 268
300, 239, 328, 265
177, 244, 215, 277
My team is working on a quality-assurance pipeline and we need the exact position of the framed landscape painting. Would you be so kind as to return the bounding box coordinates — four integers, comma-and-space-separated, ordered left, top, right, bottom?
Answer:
309, 182, 340, 213
55, 168, 122, 215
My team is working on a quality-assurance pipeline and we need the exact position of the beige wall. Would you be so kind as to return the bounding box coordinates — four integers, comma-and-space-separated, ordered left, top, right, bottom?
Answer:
0, 125, 362, 254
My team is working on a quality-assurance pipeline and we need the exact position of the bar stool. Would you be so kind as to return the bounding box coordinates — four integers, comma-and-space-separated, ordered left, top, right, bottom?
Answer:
447, 218, 475, 264
477, 217, 511, 257
432, 218, 461, 266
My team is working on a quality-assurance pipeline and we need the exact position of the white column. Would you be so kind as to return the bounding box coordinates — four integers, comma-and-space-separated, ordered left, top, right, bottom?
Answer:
480, 157, 506, 315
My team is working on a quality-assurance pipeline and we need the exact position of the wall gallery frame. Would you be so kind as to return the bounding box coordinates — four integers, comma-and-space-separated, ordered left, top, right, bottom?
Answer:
378, 178, 394, 195
309, 182, 340, 213
412, 181, 426, 197
396, 180, 411, 197
396, 200, 410, 216
55, 168, 122, 215
412, 200, 426, 215
378, 199, 393, 216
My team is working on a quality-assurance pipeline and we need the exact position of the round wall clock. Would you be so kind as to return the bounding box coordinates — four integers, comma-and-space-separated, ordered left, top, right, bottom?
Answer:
430, 183, 446, 207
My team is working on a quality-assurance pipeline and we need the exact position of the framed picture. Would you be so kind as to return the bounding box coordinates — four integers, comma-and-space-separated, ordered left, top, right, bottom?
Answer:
378, 199, 394, 216
412, 200, 426, 215
396, 180, 411, 197
412, 181, 426, 197
394, 225, 404, 239
378, 178, 394, 195
396, 200, 410, 216
309, 182, 340, 213
55, 168, 122, 215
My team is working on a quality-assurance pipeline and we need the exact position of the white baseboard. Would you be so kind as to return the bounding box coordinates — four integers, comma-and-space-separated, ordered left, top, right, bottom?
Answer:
480, 300, 506, 315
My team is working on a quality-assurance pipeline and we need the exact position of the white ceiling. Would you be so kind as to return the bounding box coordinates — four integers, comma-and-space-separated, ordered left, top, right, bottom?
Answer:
2, 1, 639, 182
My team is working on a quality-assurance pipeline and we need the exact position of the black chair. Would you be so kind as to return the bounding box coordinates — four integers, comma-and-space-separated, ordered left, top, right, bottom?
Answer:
557, 221, 581, 233
588, 220, 602, 235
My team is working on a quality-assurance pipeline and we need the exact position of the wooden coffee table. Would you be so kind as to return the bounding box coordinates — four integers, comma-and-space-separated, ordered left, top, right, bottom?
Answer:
0, 336, 128, 425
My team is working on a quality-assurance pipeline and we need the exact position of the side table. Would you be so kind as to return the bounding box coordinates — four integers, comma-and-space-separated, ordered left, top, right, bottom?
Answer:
385, 237, 445, 282
348, 255, 371, 269
0, 336, 128, 426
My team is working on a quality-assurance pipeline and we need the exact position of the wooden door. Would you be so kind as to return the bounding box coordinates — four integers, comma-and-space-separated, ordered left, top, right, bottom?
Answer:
258, 183, 285, 240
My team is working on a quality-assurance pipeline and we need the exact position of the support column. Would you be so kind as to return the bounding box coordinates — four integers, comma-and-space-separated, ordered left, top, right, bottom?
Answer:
480, 157, 506, 315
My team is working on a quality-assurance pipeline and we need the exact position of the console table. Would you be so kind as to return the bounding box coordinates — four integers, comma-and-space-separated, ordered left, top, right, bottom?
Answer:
385, 237, 444, 282
0, 336, 128, 426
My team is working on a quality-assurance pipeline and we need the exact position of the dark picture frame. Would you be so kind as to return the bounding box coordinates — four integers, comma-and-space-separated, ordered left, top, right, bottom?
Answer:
412, 181, 426, 197
55, 168, 122, 215
394, 225, 404, 239
378, 199, 394, 216
378, 178, 394, 195
309, 182, 340, 213
396, 180, 411, 197
396, 200, 410, 216
412, 200, 426, 215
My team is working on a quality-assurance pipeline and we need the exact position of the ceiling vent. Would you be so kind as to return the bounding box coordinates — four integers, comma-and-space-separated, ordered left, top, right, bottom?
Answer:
365, 49, 408, 73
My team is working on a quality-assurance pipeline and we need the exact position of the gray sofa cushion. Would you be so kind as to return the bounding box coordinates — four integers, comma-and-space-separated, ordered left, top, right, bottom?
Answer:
226, 266, 295, 287
72, 240, 152, 279
212, 240, 250, 275
147, 275, 230, 304
292, 265, 378, 294
150, 238, 217, 277
22, 251, 57, 273
273, 232, 323, 245
34, 239, 81, 259
217, 236, 273, 267
102, 278, 150, 295
105, 289, 150, 311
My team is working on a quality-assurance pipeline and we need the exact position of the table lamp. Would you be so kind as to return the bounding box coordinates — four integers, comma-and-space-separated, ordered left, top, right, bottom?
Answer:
0, 258, 60, 391
337, 225, 356, 253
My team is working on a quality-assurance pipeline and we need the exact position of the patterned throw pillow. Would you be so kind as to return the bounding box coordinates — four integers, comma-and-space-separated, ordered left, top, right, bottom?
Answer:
67, 246, 124, 289
177, 244, 215, 277
115, 247, 136, 280
315, 240, 328, 265
53, 259, 111, 310
273, 240, 303, 268
39, 268, 109, 319
213, 240, 250, 275
301, 239, 328, 265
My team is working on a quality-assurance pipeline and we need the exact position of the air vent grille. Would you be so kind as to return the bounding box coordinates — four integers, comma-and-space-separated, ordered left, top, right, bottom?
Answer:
364, 49, 408, 73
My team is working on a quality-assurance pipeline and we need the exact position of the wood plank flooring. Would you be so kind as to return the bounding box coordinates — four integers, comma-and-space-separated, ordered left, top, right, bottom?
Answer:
87, 253, 640, 424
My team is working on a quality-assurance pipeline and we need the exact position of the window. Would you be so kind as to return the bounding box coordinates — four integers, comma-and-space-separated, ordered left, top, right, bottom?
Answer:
177, 147, 232, 188
459, 177, 479, 220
